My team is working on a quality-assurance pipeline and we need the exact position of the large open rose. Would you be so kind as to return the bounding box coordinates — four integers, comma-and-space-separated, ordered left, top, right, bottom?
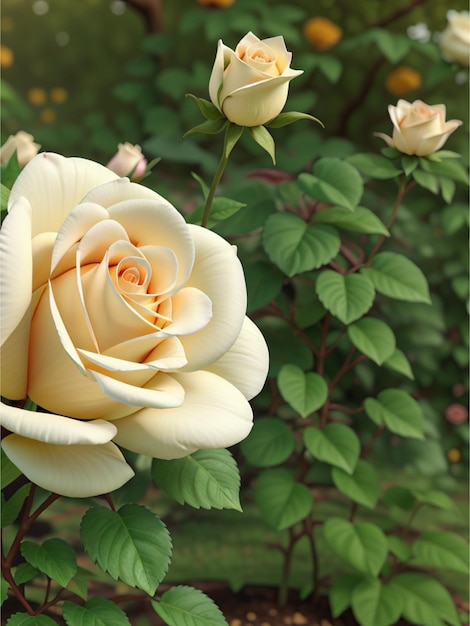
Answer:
209, 31, 303, 127
0, 153, 269, 497
439, 11, 470, 66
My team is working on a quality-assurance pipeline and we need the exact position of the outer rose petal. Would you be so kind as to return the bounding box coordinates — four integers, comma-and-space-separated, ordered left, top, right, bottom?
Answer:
0, 196, 32, 346
206, 316, 269, 400
0, 401, 117, 444
181, 225, 247, 371
1, 437, 134, 497
113, 370, 253, 459
8, 153, 119, 237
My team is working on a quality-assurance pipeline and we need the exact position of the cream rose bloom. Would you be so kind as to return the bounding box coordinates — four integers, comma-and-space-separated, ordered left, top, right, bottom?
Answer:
209, 31, 303, 127
106, 142, 147, 178
439, 11, 470, 66
375, 99, 462, 156
0, 153, 269, 497
0, 131, 41, 167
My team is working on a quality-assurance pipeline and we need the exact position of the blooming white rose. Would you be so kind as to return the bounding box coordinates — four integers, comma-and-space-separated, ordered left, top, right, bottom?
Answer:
375, 99, 462, 156
0, 131, 41, 167
106, 142, 147, 178
209, 31, 303, 127
439, 11, 470, 66
0, 153, 269, 497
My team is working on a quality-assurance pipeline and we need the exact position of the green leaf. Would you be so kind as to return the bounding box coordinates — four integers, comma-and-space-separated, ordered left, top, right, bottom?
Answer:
351, 578, 404, 626
20, 538, 77, 588
346, 153, 402, 179
401, 155, 419, 176
245, 261, 284, 313
412, 531, 470, 574
254, 468, 312, 530
63, 598, 131, 626
387, 536, 412, 562
299, 157, 363, 210
316, 55, 342, 83
412, 168, 439, 194
323, 518, 388, 576
187, 197, 246, 228
262, 212, 340, 277
277, 364, 328, 417
5, 614, 58, 625
80, 503, 171, 595
249, 125, 276, 164
223, 123, 244, 158
332, 460, 379, 509
316, 271, 375, 325
304, 424, 360, 474
1, 151, 21, 189
364, 389, 424, 439
390, 573, 460, 626
2, 483, 31, 527
258, 317, 314, 377
382, 349, 414, 380
348, 318, 396, 365
383, 486, 416, 511
1, 448, 22, 488
441, 203, 469, 235
371, 28, 411, 62
13, 563, 40, 586
267, 111, 323, 128
361, 252, 430, 303
313, 205, 389, 236
66, 566, 91, 601
152, 585, 228, 626
329, 573, 364, 618
420, 156, 469, 184
151, 449, 241, 511
412, 489, 458, 512
240, 418, 295, 467
185, 94, 224, 121
438, 176, 456, 204
183, 118, 228, 139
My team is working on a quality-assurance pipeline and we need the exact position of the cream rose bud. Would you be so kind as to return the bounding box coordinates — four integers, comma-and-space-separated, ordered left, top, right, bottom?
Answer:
439, 11, 470, 66
106, 142, 147, 178
375, 99, 463, 156
209, 31, 303, 127
0, 131, 41, 167
0, 153, 269, 498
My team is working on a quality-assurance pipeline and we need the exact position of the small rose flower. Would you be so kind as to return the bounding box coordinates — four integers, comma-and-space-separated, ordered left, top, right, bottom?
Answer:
439, 11, 470, 66
385, 66, 422, 96
0, 131, 41, 167
303, 17, 342, 51
0, 153, 269, 497
209, 31, 303, 127
106, 142, 147, 178
375, 99, 462, 156
445, 403, 468, 425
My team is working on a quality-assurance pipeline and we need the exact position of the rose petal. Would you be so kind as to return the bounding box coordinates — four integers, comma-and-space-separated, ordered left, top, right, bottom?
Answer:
205, 316, 269, 400
8, 153, 118, 237
162, 287, 212, 337
90, 370, 184, 409
1, 310, 30, 399
0, 196, 32, 346
0, 401, 116, 444
113, 370, 253, 459
1, 436, 134, 497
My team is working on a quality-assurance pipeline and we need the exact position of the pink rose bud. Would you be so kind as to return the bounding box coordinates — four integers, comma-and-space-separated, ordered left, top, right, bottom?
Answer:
106, 142, 147, 178
0, 131, 41, 167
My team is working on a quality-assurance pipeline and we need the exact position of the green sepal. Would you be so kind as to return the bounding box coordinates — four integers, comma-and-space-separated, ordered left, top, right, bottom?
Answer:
185, 93, 224, 121
223, 123, 244, 159
183, 117, 228, 139
249, 125, 276, 165
266, 111, 324, 129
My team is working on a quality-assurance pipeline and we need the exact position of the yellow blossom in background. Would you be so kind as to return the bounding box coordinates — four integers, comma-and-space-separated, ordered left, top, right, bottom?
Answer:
27, 87, 47, 106
0, 45, 14, 68
385, 66, 422, 96
50, 87, 69, 104
304, 17, 342, 51
197, 0, 235, 7
447, 448, 461, 463
40, 108, 56, 124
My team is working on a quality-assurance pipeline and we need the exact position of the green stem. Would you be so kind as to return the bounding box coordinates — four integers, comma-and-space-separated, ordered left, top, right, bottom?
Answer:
201, 151, 229, 228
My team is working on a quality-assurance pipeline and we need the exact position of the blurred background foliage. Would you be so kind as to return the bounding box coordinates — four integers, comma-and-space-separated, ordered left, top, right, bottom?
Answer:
1, 0, 468, 601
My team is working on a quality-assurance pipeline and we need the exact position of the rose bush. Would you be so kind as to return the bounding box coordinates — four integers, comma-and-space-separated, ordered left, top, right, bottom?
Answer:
0, 131, 41, 167
439, 10, 470, 66
375, 98, 462, 155
106, 142, 147, 178
0, 153, 269, 497
208, 31, 302, 127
